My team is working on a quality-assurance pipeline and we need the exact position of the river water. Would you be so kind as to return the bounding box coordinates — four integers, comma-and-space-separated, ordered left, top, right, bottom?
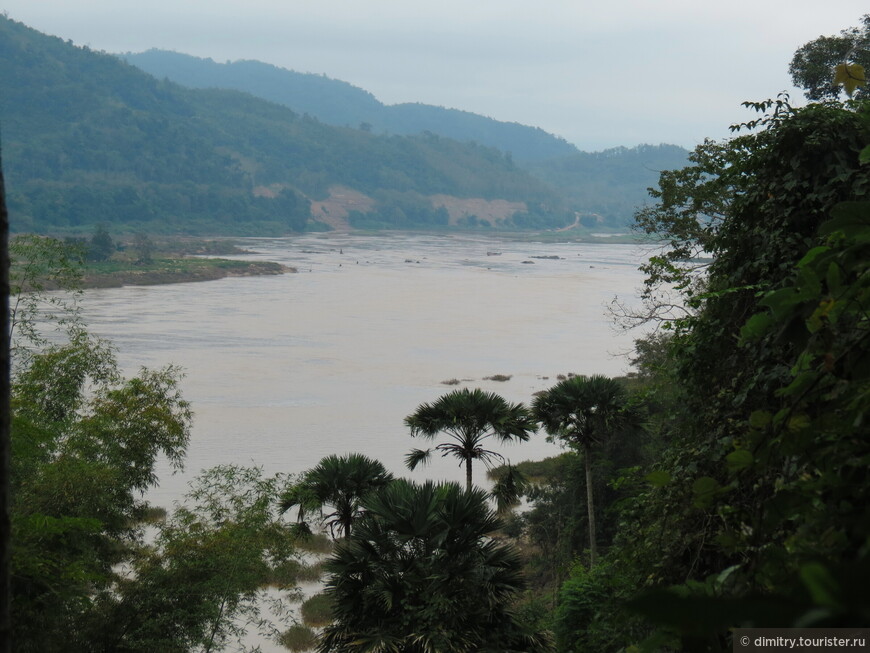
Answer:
81, 233, 646, 507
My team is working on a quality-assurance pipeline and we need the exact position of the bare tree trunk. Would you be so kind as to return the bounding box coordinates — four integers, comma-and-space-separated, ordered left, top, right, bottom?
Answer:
583, 441, 597, 567
465, 458, 472, 493
1, 145, 12, 652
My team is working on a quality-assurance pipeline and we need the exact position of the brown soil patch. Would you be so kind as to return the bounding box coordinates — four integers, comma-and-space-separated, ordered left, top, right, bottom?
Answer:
310, 186, 376, 231
430, 195, 526, 226
252, 184, 282, 199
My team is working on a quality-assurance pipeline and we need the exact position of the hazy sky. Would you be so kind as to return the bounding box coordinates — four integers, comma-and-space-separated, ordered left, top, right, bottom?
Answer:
2, 1, 867, 151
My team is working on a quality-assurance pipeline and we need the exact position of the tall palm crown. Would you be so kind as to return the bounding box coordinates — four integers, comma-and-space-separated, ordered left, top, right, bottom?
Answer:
279, 453, 393, 539
319, 480, 551, 652
404, 388, 536, 491
532, 375, 633, 450
532, 375, 640, 566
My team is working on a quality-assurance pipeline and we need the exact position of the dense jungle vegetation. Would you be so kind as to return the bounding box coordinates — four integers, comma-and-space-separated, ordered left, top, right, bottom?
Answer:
3, 14, 870, 653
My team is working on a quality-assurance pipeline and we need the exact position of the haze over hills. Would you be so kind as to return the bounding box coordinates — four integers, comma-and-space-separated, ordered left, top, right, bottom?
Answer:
120, 50, 581, 165
0, 16, 688, 235
120, 50, 691, 228
0, 16, 573, 235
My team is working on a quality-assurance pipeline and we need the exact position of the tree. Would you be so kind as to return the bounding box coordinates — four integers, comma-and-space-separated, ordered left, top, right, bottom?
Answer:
88, 223, 114, 262
279, 453, 393, 539
132, 232, 155, 264
93, 465, 300, 652
790, 15, 870, 100
1, 136, 11, 653
319, 479, 551, 652
9, 234, 85, 351
10, 332, 194, 648
588, 98, 870, 648
404, 388, 536, 492
7, 232, 309, 651
532, 375, 640, 566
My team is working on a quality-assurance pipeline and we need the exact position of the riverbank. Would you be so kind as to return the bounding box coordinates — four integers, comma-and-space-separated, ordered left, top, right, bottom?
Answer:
80, 257, 294, 289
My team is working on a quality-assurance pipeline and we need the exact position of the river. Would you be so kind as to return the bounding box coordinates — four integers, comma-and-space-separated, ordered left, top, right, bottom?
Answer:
80, 233, 647, 508
76, 232, 649, 650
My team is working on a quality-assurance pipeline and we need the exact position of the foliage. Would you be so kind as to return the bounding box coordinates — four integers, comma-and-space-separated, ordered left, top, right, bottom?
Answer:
10, 332, 191, 648
8, 234, 85, 349
280, 624, 318, 652
528, 144, 690, 228
93, 465, 300, 652
404, 388, 536, 491
301, 592, 334, 628
279, 453, 394, 539
88, 224, 115, 262
532, 375, 643, 566
565, 96, 870, 649
553, 561, 644, 653
131, 232, 155, 263
790, 15, 870, 100
318, 479, 552, 652
11, 333, 304, 650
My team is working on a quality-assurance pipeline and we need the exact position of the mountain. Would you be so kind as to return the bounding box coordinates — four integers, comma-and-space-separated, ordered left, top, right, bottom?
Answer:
120, 50, 690, 228
529, 144, 691, 227
119, 50, 580, 165
0, 16, 572, 235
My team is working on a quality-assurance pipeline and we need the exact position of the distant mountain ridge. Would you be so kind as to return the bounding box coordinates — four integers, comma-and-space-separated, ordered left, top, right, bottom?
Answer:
0, 16, 571, 235
120, 50, 691, 227
119, 50, 581, 164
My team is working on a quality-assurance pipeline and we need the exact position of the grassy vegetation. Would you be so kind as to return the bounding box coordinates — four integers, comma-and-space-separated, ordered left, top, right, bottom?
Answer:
294, 532, 334, 555
264, 559, 327, 588
278, 624, 318, 652
488, 453, 576, 485
301, 593, 334, 628
80, 256, 289, 288
141, 506, 167, 524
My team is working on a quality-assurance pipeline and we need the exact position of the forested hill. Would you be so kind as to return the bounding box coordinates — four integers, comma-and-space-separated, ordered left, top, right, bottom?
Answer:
529, 144, 690, 229
121, 49, 691, 228
120, 49, 580, 165
0, 16, 569, 235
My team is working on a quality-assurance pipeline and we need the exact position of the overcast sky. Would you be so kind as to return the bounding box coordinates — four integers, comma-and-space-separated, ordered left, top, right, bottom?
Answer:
2, 1, 867, 151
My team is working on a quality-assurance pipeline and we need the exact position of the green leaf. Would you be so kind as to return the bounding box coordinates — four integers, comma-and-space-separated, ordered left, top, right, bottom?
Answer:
825, 262, 842, 294
787, 414, 811, 433
759, 287, 802, 318
725, 449, 753, 472
833, 62, 866, 97
645, 470, 672, 487
799, 562, 840, 608
797, 245, 830, 268
739, 312, 773, 342
692, 477, 720, 507
860, 145, 870, 165
820, 202, 870, 240
748, 410, 772, 428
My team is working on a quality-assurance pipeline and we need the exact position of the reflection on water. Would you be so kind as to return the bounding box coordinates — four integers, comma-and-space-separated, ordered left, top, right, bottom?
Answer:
80, 234, 647, 508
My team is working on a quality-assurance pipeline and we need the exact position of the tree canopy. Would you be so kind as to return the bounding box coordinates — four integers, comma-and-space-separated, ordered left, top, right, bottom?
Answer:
545, 85, 870, 651
319, 479, 551, 652
404, 388, 536, 491
790, 15, 870, 100
279, 453, 394, 539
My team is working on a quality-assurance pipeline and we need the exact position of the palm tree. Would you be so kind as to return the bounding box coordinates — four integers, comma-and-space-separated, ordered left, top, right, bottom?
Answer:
319, 480, 551, 652
532, 375, 640, 566
404, 388, 536, 492
279, 453, 393, 539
